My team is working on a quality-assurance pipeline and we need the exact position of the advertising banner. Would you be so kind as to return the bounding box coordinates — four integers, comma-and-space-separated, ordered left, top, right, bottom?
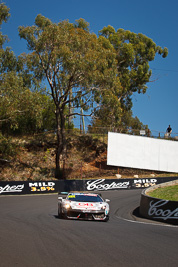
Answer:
140, 192, 178, 225
83, 177, 178, 191
0, 177, 177, 195
0, 181, 58, 195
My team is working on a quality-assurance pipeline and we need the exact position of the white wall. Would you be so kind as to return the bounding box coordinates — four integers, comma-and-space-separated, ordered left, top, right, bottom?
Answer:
107, 132, 178, 172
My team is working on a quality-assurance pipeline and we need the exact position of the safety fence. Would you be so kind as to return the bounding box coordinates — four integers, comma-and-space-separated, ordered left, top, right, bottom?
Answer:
79, 125, 178, 140
18, 126, 178, 141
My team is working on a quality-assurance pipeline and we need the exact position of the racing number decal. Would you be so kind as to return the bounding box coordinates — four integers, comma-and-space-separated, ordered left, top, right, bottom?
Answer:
78, 203, 94, 207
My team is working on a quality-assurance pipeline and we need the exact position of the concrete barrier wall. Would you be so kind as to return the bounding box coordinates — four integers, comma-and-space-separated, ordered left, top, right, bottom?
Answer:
139, 180, 178, 225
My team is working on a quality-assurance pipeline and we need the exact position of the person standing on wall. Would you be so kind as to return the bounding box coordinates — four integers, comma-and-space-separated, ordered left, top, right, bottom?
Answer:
166, 125, 172, 137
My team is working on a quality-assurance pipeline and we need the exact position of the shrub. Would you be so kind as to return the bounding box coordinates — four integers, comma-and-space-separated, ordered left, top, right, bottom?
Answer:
0, 133, 18, 159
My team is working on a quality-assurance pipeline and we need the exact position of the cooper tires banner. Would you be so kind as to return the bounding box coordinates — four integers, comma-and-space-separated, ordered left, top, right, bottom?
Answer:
0, 177, 177, 195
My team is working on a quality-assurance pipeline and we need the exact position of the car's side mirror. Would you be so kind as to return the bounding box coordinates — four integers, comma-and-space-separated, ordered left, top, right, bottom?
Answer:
105, 199, 110, 202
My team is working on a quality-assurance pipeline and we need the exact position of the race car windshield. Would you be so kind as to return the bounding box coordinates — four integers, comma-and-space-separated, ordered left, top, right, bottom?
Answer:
67, 194, 103, 202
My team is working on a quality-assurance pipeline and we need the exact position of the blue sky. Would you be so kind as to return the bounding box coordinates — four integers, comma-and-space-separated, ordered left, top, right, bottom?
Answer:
2, 0, 178, 136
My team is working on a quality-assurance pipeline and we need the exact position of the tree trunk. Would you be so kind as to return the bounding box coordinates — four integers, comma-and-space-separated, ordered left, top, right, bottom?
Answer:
68, 88, 73, 131
55, 107, 66, 179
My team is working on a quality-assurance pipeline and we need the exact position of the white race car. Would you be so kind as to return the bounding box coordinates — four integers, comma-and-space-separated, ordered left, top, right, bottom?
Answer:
58, 192, 110, 222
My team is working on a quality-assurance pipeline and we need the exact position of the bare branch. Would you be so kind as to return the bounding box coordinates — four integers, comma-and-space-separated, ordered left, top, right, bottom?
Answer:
0, 110, 26, 122
66, 111, 93, 118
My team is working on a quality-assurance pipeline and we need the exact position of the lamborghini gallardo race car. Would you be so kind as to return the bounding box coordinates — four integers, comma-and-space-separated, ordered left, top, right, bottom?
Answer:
58, 192, 110, 221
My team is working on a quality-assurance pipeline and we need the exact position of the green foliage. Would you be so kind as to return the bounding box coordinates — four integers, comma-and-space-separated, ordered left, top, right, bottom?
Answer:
89, 107, 148, 134
0, 71, 55, 134
43, 148, 51, 162
0, 133, 18, 158
0, 4, 53, 136
0, 3, 17, 73
99, 27, 168, 96
74, 18, 90, 32
0, 47, 17, 72
18, 16, 118, 113
91, 25, 168, 129
0, 5, 169, 177
18, 15, 119, 177
0, 2, 10, 47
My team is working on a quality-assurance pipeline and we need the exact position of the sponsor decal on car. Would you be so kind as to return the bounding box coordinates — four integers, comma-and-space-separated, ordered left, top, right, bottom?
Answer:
74, 202, 98, 210
78, 202, 94, 207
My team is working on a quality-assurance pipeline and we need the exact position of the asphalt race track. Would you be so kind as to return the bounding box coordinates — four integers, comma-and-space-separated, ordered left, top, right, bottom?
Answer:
0, 190, 178, 267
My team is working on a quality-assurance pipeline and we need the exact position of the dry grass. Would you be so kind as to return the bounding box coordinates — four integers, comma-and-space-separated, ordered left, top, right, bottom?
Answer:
0, 132, 177, 181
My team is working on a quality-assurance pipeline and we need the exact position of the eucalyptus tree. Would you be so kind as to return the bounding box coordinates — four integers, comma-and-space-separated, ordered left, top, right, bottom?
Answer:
95, 25, 168, 128
19, 15, 119, 178
0, 3, 18, 131
0, 4, 49, 135
0, 3, 17, 72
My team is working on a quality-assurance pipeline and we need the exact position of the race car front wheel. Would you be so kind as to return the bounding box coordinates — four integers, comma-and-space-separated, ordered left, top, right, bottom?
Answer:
58, 205, 63, 219
103, 215, 109, 222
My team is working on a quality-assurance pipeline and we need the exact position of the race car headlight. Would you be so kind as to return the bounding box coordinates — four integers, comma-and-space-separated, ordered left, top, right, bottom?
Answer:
65, 203, 71, 209
101, 205, 106, 210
